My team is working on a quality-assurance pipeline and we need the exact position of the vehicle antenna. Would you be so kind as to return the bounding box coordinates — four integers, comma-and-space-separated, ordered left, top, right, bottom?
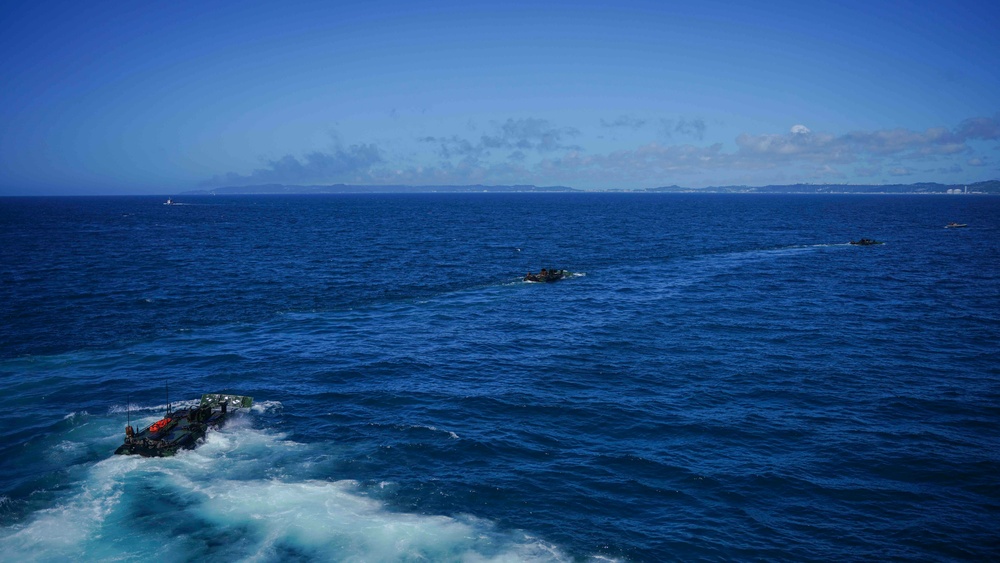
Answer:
127, 394, 131, 429
166, 382, 171, 416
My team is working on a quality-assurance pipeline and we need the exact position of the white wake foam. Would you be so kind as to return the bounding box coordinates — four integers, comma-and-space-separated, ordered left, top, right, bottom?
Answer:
0, 423, 579, 562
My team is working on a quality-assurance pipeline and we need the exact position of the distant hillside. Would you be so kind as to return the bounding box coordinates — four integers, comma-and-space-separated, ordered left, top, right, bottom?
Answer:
644, 180, 1000, 194
183, 180, 1000, 195
183, 183, 581, 195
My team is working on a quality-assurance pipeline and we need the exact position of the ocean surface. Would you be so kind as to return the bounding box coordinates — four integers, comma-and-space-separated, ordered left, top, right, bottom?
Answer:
1, 193, 997, 562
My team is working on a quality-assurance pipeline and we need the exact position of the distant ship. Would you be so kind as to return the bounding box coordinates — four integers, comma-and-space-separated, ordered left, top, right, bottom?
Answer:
944, 222, 967, 228
164, 197, 174, 205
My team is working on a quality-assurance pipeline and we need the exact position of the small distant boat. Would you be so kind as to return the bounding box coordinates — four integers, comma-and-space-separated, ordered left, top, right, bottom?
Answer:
944, 222, 967, 228
849, 238, 883, 246
164, 198, 174, 205
524, 269, 570, 283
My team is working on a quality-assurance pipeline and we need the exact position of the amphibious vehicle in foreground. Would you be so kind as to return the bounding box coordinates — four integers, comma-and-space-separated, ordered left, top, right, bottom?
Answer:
115, 393, 253, 457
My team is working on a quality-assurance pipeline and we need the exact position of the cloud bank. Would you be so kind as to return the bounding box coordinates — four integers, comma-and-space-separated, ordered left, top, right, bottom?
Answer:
203, 115, 1000, 188
601, 115, 707, 141
421, 118, 582, 161
203, 144, 383, 187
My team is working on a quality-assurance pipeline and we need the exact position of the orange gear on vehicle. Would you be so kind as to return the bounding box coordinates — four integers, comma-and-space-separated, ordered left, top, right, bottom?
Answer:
149, 418, 172, 433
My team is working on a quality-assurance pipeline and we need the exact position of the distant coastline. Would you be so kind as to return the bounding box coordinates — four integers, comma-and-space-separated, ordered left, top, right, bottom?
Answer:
182, 180, 1000, 195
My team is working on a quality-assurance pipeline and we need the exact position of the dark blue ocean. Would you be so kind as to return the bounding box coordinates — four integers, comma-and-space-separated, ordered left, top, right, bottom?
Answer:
1, 193, 998, 562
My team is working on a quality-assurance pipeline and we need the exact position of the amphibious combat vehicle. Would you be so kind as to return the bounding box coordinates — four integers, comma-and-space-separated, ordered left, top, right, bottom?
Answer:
115, 393, 253, 457
524, 269, 571, 282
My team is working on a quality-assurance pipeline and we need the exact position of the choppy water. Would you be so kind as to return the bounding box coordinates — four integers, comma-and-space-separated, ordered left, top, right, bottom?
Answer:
1, 193, 998, 561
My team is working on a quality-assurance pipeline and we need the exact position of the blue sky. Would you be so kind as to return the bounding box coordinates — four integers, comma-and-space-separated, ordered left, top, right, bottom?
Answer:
1, 0, 998, 195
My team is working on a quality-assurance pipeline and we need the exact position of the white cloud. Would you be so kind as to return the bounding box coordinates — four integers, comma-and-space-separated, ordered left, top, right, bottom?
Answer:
600, 115, 648, 129
204, 115, 1000, 188
202, 144, 382, 187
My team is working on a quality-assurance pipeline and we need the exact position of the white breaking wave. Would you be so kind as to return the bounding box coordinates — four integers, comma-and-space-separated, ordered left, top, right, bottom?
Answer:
0, 423, 584, 562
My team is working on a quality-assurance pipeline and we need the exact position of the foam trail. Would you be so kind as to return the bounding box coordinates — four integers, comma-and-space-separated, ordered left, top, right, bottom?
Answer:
0, 425, 580, 562
190, 478, 562, 562
0, 456, 136, 560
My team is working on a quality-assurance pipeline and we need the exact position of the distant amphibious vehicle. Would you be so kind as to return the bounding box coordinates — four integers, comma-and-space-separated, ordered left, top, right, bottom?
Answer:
524, 269, 570, 283
115, 393, 253, 457
849, 238, 883, 246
